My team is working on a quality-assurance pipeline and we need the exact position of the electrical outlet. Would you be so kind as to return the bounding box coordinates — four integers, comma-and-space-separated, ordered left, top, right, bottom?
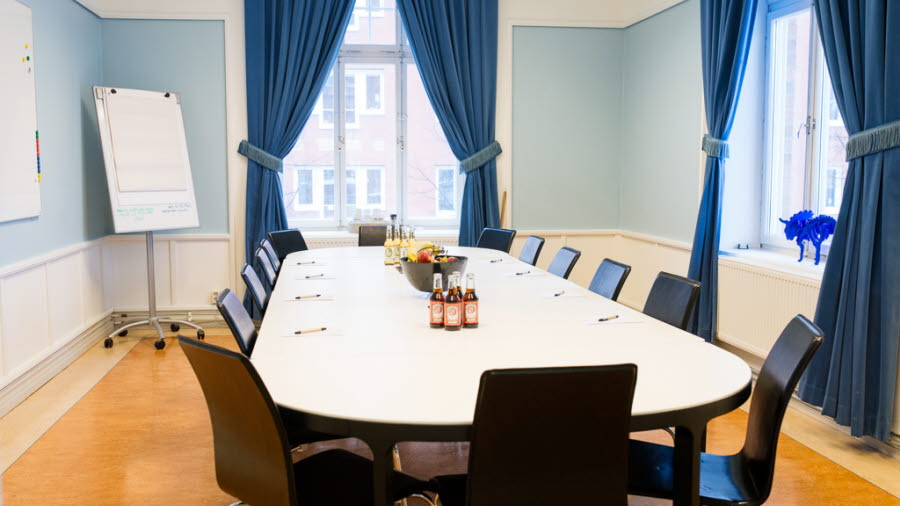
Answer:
187, 312, 193, 322
210, 291, 219, 305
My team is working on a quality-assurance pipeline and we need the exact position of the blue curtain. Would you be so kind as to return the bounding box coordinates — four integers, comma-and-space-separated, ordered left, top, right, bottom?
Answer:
397, 0, 501, 247
687, 0, 758, 342
241, 0, 354, 315
797, 0, 900, 441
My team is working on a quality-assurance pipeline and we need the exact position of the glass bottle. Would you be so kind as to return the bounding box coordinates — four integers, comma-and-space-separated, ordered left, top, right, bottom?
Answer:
463, 273, 479, 328
444, 274, 462, 331
429, 273, 445, 328
383, 225, 393, 265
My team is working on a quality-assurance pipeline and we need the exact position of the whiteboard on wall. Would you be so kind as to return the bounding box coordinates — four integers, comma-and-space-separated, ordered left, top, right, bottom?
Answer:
94, 86, 199, 233
0, 0, 41, 223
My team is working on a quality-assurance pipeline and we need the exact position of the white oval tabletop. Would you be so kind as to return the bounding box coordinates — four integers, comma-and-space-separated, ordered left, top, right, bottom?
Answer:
251, 246, 751, 428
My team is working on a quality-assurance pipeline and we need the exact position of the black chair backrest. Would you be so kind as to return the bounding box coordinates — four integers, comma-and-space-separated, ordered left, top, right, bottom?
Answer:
359, 225, 388, 247
241, 263, 269, 315
642, 272, 701, 331
588, 258, 632, 301
268, 229, 309, 261
179, 336, 297, 505
518, 235, 545, 266
476, 227, 517, 253
466, 365, 637, 506
260, 238, 282, 272
216, 288, 259, 357
256, 247, 277, 289
547, 246, 581, 279
741, 315, 822, 503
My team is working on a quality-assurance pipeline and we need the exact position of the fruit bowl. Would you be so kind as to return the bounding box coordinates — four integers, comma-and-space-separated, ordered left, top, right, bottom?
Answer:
399, 256, 468, 292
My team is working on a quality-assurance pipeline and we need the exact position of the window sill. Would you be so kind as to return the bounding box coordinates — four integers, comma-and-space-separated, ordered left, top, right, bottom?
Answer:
719, 247, 825, 282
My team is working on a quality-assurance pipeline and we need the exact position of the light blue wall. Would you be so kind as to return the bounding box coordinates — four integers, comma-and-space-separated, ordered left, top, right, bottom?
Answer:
0, 0, 107, 267
512, 26, 623, 230
620, 0, 703, 242
101, 19, 228, 235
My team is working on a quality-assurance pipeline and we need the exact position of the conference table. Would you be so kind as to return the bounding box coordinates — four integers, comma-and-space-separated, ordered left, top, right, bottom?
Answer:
251, 246, 752, 506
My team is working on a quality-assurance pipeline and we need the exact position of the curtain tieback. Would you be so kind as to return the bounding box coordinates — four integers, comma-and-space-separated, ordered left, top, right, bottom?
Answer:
846, 120, 900, 161
460, 141, 502, 173
701, 134, 729, 159
238, 140, 283, 173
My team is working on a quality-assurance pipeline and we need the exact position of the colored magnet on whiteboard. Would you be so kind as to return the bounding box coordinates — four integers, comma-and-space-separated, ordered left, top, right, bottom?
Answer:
22, 57, 25, 62
25, 44, 28, 48
26, 56, 30, 61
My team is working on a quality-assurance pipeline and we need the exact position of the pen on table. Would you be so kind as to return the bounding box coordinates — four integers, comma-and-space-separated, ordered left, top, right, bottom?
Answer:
297, 260, 317, 265
596, 315, 620, 322
305, 273, 325, 279
553, 290, 565, 297
294, 294, 321, 300
295, 327, 327, 335
515, 270, 531, 276
490, 258, 503, 263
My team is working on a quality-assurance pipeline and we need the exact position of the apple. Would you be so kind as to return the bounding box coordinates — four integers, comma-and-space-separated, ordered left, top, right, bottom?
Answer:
446, 257, 458, 262
417, 249, 434, 263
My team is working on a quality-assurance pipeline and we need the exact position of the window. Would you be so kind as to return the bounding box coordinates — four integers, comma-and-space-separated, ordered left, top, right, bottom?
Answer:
282, 0, 462, 229
762, 1, 849, 250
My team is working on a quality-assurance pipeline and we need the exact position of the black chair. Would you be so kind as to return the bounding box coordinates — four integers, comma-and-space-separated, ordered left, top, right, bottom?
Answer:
268, 229, 309, 262
430, 364, 637, 505
359, 225, 388, 247
475, 227, 517, 253
588, 258, 632, 301
178, 336, 434, 506
628, 315, 823, 505
260, 238, 282, 272
546, 246, 581, 279
517, 235, 545, 266
256, 247, 278, 290
642, 272, 701, 331
216, 288, 258, 357
241, 264, 269, 316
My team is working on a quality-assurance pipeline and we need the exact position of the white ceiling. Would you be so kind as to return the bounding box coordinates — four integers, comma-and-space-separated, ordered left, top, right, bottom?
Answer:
77, 0, 684, 27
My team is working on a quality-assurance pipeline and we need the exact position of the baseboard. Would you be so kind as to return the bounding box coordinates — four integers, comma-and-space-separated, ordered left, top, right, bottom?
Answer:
0, 314, 113, 419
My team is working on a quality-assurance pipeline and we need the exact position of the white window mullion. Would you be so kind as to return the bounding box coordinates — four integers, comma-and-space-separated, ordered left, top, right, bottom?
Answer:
398, 57, 408, 225
336, 59, 347, 228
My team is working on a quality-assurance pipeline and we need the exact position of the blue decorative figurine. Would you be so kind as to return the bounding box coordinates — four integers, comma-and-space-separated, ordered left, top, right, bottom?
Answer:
779, 210, 837, 265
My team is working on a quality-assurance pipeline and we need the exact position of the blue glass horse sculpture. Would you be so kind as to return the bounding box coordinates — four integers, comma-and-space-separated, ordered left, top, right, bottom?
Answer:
779, 210, 837, 265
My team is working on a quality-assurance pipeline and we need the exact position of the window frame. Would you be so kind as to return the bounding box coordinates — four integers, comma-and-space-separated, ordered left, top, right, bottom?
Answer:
283, 3, 464, 230
760, 0, 839, 256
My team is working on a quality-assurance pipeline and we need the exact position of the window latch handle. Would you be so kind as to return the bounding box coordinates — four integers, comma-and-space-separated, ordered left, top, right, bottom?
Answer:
797, 116, 815, 138
337, 136, 345, 150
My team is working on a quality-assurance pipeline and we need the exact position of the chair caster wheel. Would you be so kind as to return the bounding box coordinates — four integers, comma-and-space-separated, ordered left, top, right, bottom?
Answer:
104, 338, 114, 348
118, 329, 128, 337
154, 339, 166, 350
170, 323, 180, 332
197, 329, 205, 340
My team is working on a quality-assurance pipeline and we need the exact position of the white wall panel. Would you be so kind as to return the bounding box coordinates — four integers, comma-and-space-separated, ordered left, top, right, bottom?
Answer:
46, 253, 84, 347
171, 239, 230, 307
102, 238, 172, 309
0, 266, 50, 378
81, 245, 105, 322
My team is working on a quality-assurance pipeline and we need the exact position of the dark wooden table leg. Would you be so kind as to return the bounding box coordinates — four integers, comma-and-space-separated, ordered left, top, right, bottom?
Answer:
371, 440, 396, 506
672, 424, 703, 506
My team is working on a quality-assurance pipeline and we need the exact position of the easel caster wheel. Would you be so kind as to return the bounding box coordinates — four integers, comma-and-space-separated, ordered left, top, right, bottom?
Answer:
170, 323, 180, 332
104, 338, 114, 348
154, 339, 166, 350
118, 329, 128, 337
197, 329, 205, 340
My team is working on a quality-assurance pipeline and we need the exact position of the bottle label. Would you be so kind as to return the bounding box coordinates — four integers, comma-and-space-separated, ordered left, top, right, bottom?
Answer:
430, 300, 444, 324
385, 247, 392, 258
444, 302, 462, 327
464, 300, 478, 324
393, 246, 400, 261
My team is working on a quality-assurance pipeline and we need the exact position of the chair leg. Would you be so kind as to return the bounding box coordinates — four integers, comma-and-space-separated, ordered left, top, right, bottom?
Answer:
663, 427, 676, 439
393, 445, 408, 506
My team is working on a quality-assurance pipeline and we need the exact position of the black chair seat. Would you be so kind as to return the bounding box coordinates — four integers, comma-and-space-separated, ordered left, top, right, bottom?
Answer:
294, 449, 430, 506
427, 474, 467, 506
628, 440, 756, 505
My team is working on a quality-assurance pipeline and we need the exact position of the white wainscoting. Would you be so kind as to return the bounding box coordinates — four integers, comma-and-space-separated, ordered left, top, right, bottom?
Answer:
0, 233, 232, 417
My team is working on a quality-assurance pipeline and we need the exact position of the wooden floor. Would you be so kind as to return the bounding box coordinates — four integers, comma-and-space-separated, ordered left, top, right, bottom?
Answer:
1, 331, 898, 505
